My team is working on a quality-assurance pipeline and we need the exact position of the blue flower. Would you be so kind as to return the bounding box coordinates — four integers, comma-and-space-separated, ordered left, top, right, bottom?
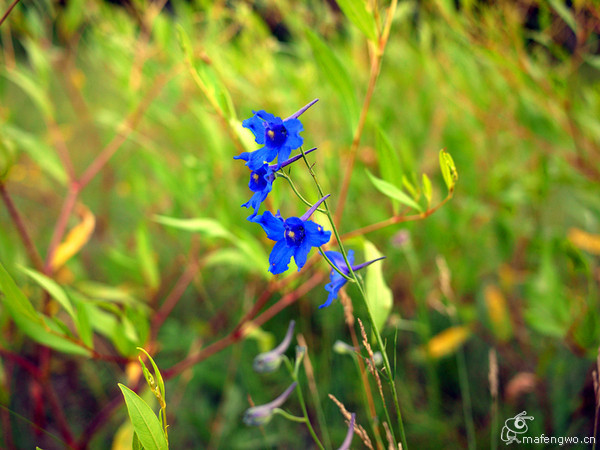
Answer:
239, 148, 317, 219
235, 99, 318, 171
320, 251, 386, 308
253, 195, 331, 274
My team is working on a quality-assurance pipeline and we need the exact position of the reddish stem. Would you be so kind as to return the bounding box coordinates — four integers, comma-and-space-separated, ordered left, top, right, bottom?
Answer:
0, 0, 21, 27
0, 182, 45, 272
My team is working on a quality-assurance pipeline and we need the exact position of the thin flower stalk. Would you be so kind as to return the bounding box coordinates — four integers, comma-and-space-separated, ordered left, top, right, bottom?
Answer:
299, 148, 408, 449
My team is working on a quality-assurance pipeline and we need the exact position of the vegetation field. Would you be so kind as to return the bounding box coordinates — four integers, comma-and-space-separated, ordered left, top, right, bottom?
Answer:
0, 0, 599, 448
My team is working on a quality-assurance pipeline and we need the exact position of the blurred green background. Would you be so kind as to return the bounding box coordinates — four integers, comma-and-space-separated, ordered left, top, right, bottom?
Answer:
1, 0, 599, 448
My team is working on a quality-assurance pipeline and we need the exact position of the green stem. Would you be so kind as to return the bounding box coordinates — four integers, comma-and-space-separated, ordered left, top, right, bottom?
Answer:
299, 147, 409, 450
284, 357, 326, 450
318, 247, 354, 282
295, 378, 325, 450
273, 408, 307, 423
277, 172, 320, 209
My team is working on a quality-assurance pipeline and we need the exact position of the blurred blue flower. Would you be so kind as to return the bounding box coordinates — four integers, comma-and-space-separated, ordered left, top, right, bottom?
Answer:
235, 99, 318, 171
253, 195, 331, 274
320, 251, 386, 308
243, 382, 297, 426
253, 320, 295, 373
338, 413, 356, 450
239, 148, 317, 220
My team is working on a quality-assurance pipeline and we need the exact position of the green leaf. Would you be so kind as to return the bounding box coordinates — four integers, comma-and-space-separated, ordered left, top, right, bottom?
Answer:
153, 215, 233, 239
375, 127, 403, 186
136, 225, 160, 290
422, 173, 432, 207
0, 262, 41, 324
548, 0, 577, 33
137, 347, 166, 404
176, 24, 235, 120
118, 384, 168, 450
305, 29, 359, 131
375, 127, 404, 213
1, 125, 67, 185
335, 0, 378, 42
19, 266, 76, 320
364, 240, 393, 332
175, 23, 193, 61
132, 432, 143, 450
439, 149, 458, 193
73, 297, 94, 349
366, 170, 423, 212
0, 264, 91, 356
1, 68, 53, 119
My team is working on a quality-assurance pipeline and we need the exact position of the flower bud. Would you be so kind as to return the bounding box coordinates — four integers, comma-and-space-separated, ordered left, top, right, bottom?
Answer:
333, 340, 356, 355
243, 382, 297, 426
253, 320, 295, 373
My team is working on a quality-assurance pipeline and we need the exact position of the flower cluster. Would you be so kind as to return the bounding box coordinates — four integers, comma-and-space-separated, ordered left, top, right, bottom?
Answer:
234, 100, 384, 307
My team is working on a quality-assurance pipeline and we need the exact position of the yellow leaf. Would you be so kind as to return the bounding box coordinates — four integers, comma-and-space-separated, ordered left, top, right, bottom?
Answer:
111, 421, 134, 450
426, 326, 470, 359
568, 228, 600, 255
484, 284, 513, 341
51, 204, 95, 270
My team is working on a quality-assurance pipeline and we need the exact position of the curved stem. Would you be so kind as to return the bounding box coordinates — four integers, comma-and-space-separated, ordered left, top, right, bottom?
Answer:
277, 172, 325, 212
318, 247, 354, 282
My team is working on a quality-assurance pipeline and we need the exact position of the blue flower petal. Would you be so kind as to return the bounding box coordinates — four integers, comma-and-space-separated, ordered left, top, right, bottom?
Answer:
253, 211, 285, 242
233, 152, 250, 162
291, 220, 330, 271
325, 250, 354, 272
245, 146, 279, 170
303, 220, 331, 248
269, 240, 295, 274
242, 114, 267, 145
320, 276, 347, 308
242, 190, 269, 219
319, 250, 354, 308
283, 118, 303, 134
255, 110, 282, 125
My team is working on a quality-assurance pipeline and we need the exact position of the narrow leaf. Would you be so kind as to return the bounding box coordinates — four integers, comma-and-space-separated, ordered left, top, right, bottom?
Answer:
305, 29, 359, 131
366, 170, 423, 212
51, 204, 96, 270
548, 0, 577, 33
422, 173, 432, 207
118, 384, 168, 450
137, 347, 166, 404
0, 264, 91, 355
136, 225, 160, 290
364, 240, 393, 332
0, 262, 41, 323
335, 0, 378, 42
2, 68, 53, 118
153, 215, 233, 239
1, 125, 67, 185
439, 149, 458, 192
20, 266, 76, 319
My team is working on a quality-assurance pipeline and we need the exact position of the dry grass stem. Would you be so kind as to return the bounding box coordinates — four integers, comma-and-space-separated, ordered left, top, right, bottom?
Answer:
340, 288, 354, 326
329, 394, 374, 450
359, 318, 384, 400
382, 422, 395, 450
489, 348, 498, 399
